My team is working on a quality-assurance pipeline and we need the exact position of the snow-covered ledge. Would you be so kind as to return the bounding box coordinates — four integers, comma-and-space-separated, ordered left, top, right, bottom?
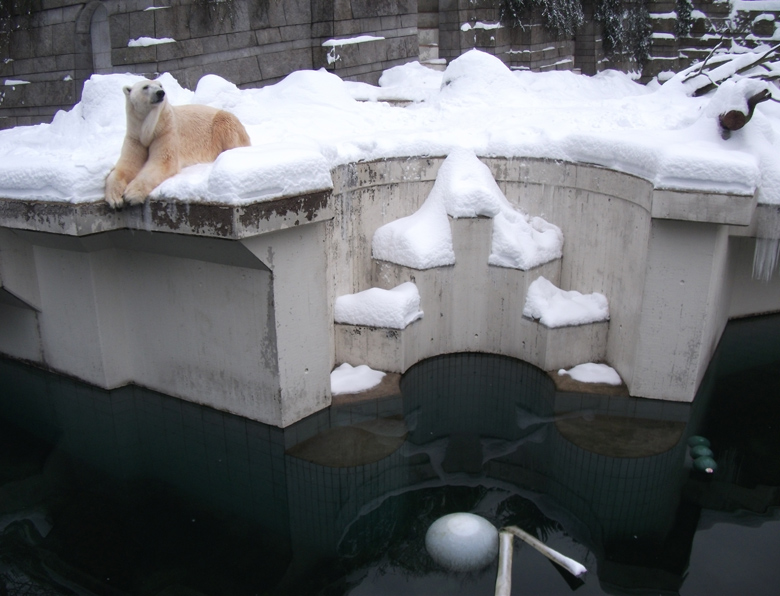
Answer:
0, 190, 333, 238
0, 155, 778, 427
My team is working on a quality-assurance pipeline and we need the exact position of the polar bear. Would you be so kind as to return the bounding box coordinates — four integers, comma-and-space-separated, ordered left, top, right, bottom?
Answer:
105, 79, 250, 207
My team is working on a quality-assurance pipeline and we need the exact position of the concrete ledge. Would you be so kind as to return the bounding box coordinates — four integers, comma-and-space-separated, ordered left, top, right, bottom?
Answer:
535, 319, 610, 371
0, 190, 334, 239
335, 323, 407, 372
652, 188, 756, 225
0, 155, 775, 427
335, 316, 609, 374
729, 203, 780, 237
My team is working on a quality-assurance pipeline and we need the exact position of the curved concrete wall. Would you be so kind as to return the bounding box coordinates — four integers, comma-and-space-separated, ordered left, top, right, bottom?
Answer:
330, 158, 648, 381
329, 156, 772, 404
1, 155, 778, 427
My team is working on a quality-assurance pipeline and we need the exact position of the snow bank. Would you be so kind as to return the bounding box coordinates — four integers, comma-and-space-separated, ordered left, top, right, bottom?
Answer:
152, 144, 332, 204
523, 276, 609, 328
372, 148, 563, 270
330, 362, 386, 395
1, 49, 780, 205
334, 282, 423, 329
558, 363, 622, 385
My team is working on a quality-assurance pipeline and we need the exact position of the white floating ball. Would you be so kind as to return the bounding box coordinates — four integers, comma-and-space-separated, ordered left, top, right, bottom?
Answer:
425, 512, 499, 572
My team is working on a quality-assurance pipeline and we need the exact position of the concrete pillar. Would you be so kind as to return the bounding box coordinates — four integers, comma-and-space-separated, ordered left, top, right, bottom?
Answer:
630, 220, 730, 401
242, 222, 333, 427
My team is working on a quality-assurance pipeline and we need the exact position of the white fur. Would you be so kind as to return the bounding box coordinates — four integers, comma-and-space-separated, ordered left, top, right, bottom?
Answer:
104, 79, 250, 208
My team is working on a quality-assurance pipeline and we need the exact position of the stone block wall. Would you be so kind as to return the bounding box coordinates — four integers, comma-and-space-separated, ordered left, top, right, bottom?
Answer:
642, 0, 780, 81
3, 0, 780, 130
314, 0, 419, 82
0, 0, 419, 129
0, 0, 84, 127
437, 0, 585, 73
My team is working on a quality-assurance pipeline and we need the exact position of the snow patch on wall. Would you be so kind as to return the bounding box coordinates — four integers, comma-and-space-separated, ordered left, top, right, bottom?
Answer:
372, 149, 563, 271
330, 363, 386, 394
523, 276, 609, 328
128, 37, 176, 47
334, 282, 423, 329
558, 363, 622, 385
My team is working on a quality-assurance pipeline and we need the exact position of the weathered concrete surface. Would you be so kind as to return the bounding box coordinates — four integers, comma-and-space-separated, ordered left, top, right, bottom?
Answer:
242, 223, 333, 427
0, 156, 778, 427
0, 195, 335, 427
327, 157, 775, 404
0, 192, 333, 238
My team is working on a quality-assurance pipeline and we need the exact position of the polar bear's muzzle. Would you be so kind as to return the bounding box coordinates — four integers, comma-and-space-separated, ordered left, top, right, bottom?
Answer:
151, 89, 165, 104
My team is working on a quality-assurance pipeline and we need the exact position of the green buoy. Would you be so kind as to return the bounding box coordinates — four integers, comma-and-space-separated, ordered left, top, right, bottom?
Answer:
687, 435, 711, 448
690, 445, 714, 459
693, 456, 717, 474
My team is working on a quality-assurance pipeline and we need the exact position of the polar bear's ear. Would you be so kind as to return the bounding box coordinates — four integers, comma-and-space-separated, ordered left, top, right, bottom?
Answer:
123, 86, 132, 96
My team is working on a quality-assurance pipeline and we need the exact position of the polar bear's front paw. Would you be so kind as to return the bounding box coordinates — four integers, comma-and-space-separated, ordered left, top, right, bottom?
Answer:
123, 182, 150, 206
105, 175, 126, 209
105, 193, 124, 209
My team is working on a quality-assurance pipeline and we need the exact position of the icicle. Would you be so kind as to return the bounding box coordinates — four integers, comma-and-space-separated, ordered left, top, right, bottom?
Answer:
752, 206, 780, 282
753, 237, 780, 282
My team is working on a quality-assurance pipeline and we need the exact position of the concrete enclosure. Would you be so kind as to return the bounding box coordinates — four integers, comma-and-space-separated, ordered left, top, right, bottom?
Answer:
1, 156, 779, 427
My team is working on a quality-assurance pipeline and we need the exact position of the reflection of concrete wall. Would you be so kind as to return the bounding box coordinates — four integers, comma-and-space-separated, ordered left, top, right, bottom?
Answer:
0, 357, 291, 544
548, 430, 687, 545
0, 347, 698, 591
285, 448, 410, 564
401, 352, 555, 441
282, 353, 693, 589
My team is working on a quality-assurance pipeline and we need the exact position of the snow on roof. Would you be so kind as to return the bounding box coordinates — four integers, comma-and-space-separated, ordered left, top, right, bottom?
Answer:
0, 49, 779, 205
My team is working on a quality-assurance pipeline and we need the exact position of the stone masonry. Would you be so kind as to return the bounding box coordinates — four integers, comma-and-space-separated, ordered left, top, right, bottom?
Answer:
0, 0, 419, 128
1, 0, 780, 129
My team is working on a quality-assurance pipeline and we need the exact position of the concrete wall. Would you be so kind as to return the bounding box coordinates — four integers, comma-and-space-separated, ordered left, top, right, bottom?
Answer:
327, 157, 765, 404
728, 236, 780, 319
0, 156, 776, 426
0, 220, 333, 428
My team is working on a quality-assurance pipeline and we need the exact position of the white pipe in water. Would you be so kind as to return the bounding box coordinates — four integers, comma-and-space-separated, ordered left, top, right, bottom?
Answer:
494, 531, 514, 596
503, 525, 587, 578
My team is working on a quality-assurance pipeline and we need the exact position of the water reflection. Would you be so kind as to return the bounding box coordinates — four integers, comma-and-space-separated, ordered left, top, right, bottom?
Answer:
0, 314, 779, 595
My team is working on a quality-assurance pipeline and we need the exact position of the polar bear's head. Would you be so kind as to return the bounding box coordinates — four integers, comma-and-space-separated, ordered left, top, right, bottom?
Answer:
123, 79, 169, 145
123, 79, 167, 119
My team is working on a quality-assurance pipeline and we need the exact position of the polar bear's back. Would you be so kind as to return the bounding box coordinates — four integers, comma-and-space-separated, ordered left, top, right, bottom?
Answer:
172, 104, 251, 167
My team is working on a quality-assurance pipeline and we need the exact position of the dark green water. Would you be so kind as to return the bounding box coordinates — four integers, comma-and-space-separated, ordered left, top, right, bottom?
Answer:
0, 314, 779, 595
